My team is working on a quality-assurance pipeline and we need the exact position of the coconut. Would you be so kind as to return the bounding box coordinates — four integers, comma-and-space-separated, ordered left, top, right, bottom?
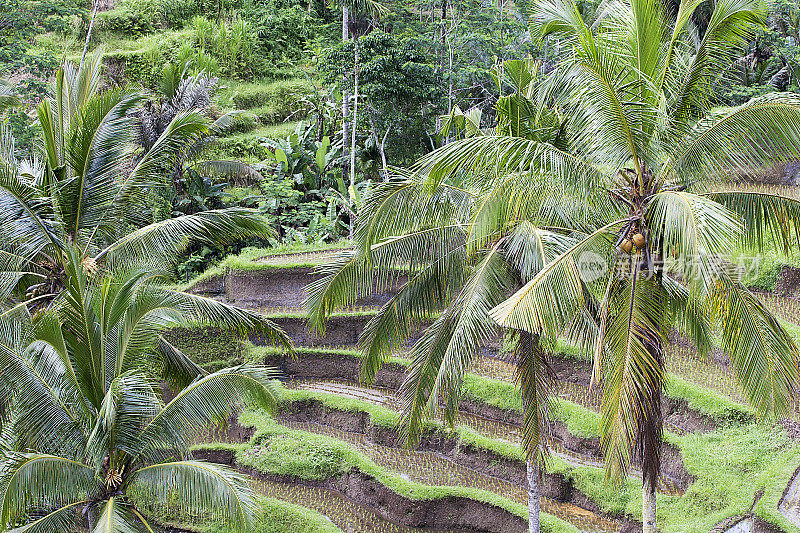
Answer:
632, 233, 646, 249
620, 239, 634, 254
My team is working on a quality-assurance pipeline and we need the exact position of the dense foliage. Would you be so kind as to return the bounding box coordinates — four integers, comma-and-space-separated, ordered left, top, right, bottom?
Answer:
6, 0, 800, 531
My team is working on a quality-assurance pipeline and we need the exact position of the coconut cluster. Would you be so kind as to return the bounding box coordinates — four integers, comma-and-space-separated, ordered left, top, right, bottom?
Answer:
620, 232, 646, 254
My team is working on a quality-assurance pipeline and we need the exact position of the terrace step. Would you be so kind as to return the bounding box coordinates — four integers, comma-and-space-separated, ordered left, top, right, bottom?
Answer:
290, 379, 686, 496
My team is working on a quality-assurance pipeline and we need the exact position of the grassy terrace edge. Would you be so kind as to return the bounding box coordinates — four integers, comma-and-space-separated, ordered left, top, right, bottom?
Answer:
178, 242, 354, 291
192, 408, 582, 533
246, 344, 755, 423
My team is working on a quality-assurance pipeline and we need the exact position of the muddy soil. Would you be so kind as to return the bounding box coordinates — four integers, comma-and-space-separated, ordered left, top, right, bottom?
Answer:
776, 266, 800, 297
189, 267, 405, 311
225, 269, 402, 310
252, 314, 374, 347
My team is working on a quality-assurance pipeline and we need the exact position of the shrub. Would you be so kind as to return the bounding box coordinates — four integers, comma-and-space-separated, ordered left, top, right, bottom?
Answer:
192, 15, 260, 79
226, 112, 260, 134
99, 7, 155, 37
244, 5, 316, 65
163, 327, 244, 371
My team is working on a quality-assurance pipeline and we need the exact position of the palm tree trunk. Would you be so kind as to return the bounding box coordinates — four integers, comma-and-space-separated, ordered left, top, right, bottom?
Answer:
80, 0, 99, 70
639, 332, 663, 533
527, 458, 541, 533
643, 475, 657, 533
341, 4, 350, 190
349, 37, 359, 191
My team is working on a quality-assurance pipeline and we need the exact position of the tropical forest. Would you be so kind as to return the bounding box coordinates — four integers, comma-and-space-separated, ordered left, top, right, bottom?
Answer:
6, 0, 800, 531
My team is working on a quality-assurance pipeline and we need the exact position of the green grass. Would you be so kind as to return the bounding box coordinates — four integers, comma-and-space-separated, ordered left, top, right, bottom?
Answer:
216, 79, 312, 111
208, 120, 303, 161
658, 423, 800, 532
238, 414, 351, 480
180, 241, 351, 291
665, 375, 753, 421
280, 385, 400, 429
202, 496, 342, 533
265, 309, 376, 320
461, 372, 524, 412
190, 442, 245, 454
34, 28, 193, 66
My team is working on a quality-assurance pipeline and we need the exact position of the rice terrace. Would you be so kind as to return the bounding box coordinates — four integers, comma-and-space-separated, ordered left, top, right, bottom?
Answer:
8, 0, 800, 532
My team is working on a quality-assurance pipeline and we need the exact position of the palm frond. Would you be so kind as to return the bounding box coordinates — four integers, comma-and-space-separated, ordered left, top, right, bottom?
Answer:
354, 176, 473, 253
119, 110, 209, 209
85, 373, 160, 471
128, 461, 257, 531
60, 88, 141, 244
0, 125, 62, 260
305, 251, 375, 336
491, 222, 620, 337
399, 244, 515, 443
154, 289, 291, 351
713, 276, 799, 418
598, 266, 669, 485
136, 365, 279, 458
155, 335, 207, 390
661, 276, 714, 359
192, 160, 263, 182
8, 500, 87, 533
512, 330, 554, 464
358, 239, 467, 385
668, 0, 765, 122
645, 191, 741, 294
0, 321, 89, 452
96, 208, 276, 265
412, 135, 605, 198
705, 190, 800, 252
343, 0, 389, 18
91, 497, 142, 533
0, 453, 95, 528
663, 94, 800, 188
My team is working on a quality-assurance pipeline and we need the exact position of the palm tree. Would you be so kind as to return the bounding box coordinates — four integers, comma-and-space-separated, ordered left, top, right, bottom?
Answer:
412, 0, 800, 530
139, 60, 260, 201
0, 52, 273, 311
307, 58, 580, 533
0, 251, 286, 531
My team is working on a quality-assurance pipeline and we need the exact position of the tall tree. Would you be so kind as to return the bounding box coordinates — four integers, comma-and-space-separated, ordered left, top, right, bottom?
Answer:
336, 0, 387, 193
307, 58, 573, 532
415, 0, 800, 529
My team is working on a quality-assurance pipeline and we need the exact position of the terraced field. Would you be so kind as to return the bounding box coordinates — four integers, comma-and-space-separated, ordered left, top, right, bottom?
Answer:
174, 244, 800, 533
